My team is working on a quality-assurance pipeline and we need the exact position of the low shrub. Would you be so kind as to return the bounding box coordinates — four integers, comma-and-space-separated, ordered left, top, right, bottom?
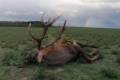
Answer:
116, 55, 120, 64
2, 46, 37, 67
100, 68, 119, 79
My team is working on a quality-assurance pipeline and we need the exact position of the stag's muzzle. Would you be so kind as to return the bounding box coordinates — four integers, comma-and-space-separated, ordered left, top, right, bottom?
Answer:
37, 51, 44, 63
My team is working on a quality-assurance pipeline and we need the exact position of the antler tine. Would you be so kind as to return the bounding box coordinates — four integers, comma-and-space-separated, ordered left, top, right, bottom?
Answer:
46, 16, 60, 27
47, 17, 51, 23
28, 23, 40, 42
60, 20, 66, 34
55, 20, 66, 40
58, 20, 66, 39
28, 23, 42, 49
38, 16, 60, 49
40, 14, 45, 22
40, 16, 61, 39
45, 20, 67, 48
39, 18, 53, 41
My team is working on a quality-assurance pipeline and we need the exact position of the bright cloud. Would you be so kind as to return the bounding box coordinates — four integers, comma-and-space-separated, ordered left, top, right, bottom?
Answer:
0, 0, 120, 28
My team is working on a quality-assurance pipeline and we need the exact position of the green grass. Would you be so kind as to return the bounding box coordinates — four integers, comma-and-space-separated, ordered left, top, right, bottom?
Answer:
0, 27, 120, 80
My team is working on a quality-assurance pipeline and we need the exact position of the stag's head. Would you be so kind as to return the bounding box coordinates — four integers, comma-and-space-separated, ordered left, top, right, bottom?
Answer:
28, 17, 67, 63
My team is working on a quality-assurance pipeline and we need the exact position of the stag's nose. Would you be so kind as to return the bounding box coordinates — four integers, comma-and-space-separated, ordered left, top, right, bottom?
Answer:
37, 51, 44, 63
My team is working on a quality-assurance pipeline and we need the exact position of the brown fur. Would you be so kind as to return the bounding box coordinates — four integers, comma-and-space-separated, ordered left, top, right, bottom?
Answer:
28, 17, 100, 66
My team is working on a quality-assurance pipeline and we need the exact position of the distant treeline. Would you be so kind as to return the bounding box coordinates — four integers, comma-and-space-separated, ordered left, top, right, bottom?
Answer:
0, 21, 43, 27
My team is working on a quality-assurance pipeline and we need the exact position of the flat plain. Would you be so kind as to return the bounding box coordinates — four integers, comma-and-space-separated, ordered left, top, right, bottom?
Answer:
0, 27, 120, 80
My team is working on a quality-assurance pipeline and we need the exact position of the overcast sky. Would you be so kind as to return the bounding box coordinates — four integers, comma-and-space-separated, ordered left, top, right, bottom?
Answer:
0, 0, 120, 28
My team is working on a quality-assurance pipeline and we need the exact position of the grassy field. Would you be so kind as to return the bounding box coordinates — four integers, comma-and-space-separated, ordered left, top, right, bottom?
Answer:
0, 27, 120, 80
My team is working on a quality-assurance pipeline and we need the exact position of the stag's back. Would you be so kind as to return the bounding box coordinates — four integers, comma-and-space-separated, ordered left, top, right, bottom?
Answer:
40, 40, 82, 65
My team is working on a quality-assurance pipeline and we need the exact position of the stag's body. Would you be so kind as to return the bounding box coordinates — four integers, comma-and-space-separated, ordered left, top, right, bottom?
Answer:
28, 17, 100, 66
37, 39, 83, 65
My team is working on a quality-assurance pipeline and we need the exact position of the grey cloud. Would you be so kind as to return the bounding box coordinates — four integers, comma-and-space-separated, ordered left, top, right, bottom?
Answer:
58, 6, 120, 28
0, 0, 120, 28
81, 0, 120, 2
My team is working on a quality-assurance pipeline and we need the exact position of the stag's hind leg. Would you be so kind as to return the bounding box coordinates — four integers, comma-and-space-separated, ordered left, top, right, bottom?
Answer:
82, 48, 101, 63
75, 41, 101, 63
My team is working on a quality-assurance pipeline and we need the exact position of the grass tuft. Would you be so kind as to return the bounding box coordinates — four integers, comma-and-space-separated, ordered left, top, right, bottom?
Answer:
100, 68, 119, 79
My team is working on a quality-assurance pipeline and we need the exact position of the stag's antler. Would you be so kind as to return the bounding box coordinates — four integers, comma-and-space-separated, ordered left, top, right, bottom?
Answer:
45, 20, 67, 48
28, 16, 60, 50
28, 23, 42, 49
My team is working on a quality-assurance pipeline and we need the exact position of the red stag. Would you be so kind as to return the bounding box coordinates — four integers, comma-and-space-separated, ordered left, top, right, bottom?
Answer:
28, 17, 100, 66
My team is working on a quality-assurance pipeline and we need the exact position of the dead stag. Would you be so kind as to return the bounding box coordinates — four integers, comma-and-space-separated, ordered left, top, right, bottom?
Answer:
28, 17, 100, 66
